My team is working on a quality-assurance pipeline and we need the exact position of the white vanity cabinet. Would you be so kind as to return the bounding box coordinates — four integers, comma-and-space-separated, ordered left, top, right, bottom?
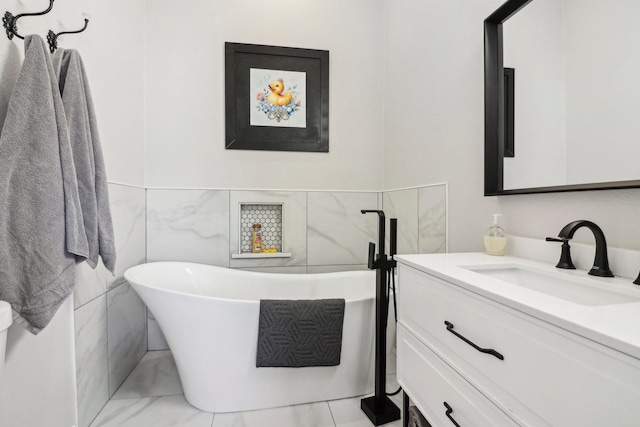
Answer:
396, 255, 640, 427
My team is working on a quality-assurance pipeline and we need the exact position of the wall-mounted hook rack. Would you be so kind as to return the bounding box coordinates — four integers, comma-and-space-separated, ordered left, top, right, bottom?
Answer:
3, 0, 55, 40
47, 17, 88, 53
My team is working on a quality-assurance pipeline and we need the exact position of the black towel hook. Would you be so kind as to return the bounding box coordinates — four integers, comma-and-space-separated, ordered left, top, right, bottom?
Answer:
47, 17, 88, 53
3, 0, 56, 40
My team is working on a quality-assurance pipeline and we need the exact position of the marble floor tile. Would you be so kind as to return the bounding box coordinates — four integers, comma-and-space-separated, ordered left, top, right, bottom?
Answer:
329, 397, 403, 427
89, 395, 214, 427
92, 350, 409, 427
112, 350, 183, 399
212, 402, 335, 427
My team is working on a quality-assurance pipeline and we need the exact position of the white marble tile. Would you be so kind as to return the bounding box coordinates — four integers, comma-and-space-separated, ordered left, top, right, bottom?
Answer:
112, 351, 183, 399
307, 192, 378, 266
212, 402, 335, 427
74, 260, 108, 309
108, 184, 146, 290
230, 190, 307, 268
329, 396, 402, 427
147, 189, 230, 266
307, 264, 368, 274
235, 266, 307, 274
147, 311, 169, 351
382, 189, 419, 255
90, 351, 404, 427
418, 185, 447, 254
75, 295, 109, 427
89, 395, 214, 427
329, 371, 403, 427
107, 282, 148, 396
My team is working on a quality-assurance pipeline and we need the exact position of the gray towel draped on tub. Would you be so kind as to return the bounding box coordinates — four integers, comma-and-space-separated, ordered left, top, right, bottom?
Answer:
257, 298, 345, 368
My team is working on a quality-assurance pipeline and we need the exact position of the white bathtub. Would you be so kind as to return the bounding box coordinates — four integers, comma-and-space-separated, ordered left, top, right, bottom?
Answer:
125, 262, 395, 413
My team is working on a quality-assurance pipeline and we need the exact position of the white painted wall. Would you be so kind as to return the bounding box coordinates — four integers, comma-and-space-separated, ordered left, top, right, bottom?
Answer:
0, 0, 145, 185
0, 0, 145, 425
144, 0, 385, 191
383, 0, 504, 252
0, 299, 77, 427
383, 0, 640, 259
564, 0, 640, 185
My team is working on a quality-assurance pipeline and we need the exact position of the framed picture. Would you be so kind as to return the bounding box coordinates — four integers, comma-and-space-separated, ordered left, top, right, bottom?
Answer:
225, 42, 329, 152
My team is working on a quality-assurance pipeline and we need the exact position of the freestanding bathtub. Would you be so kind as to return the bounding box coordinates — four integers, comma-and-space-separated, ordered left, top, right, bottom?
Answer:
124, 262, 395, 413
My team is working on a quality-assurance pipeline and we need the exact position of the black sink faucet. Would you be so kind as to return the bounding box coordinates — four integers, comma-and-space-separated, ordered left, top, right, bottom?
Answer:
550, 220, 613, 277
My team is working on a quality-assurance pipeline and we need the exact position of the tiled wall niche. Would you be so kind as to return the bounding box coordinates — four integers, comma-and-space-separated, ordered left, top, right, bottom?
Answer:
237, 203, 285, 255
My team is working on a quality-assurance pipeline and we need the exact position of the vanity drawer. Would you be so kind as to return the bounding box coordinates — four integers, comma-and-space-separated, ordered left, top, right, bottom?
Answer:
397, 326, 518, 427
398, 265, 640, 426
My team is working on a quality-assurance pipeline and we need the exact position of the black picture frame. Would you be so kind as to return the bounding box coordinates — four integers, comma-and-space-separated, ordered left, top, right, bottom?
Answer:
225, 42, 329, 152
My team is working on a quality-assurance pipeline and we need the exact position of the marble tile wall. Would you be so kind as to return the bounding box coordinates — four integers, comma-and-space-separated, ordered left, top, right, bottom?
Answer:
307, 191, 379, 267
418, 185, 448, 253
75, 294, 109, 427
147, 189, 230, 266
145, 189, 383, 273
382, 188, 420, 254
74, 183, 147, 427
143, 186, 447, 350
383, 184, 448, 255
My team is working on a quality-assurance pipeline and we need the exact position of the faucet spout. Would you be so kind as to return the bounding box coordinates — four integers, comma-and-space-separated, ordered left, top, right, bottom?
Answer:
557, 220, 613, 277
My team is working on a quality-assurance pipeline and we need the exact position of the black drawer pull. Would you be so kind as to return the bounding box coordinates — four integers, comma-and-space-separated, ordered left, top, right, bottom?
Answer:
444, 320, 504, 360
444, 402, 461, 427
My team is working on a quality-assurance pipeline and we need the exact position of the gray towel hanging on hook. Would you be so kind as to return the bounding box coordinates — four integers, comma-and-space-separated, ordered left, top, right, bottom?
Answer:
52, 48, 116, 273
0, 35, 87, 334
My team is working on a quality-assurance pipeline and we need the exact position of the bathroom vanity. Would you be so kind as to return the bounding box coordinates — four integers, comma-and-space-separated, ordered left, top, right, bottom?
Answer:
395, 253, 640, 426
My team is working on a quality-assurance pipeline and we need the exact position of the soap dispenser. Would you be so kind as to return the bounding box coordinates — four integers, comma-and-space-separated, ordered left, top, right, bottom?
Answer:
484, 214, 507, 256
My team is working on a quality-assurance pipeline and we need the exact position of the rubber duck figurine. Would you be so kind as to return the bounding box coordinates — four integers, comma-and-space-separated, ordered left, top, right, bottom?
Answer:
267, 79, 293, 106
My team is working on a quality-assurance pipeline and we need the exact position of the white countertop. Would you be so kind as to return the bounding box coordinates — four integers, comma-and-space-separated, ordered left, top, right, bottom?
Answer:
395, 252, 640, 360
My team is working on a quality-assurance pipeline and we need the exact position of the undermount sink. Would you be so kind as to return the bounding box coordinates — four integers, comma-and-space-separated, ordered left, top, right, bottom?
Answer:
464, 264, 640, 306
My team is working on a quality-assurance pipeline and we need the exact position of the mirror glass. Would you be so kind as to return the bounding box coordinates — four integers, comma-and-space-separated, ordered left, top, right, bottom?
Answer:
491, 0, 640, 192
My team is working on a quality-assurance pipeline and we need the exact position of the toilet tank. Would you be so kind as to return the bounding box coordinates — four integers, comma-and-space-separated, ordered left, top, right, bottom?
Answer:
0, 301, 12, 377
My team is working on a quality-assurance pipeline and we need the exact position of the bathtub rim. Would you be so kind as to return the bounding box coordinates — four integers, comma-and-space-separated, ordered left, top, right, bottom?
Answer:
124, 261, 377, 304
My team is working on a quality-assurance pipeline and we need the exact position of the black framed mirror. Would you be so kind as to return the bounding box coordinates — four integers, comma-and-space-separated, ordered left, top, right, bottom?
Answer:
484, 0, 640, 196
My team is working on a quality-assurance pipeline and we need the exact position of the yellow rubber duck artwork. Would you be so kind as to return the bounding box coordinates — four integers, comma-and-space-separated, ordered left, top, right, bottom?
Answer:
267, 79, 293, 106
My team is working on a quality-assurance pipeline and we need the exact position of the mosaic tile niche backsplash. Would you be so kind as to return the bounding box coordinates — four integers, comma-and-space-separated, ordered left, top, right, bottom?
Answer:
240, 204, 283, 253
